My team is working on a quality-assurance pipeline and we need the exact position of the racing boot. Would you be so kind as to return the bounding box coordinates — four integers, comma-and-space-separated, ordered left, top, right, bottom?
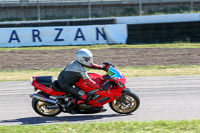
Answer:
64, 98, 85, 108
62, 98, 77, 114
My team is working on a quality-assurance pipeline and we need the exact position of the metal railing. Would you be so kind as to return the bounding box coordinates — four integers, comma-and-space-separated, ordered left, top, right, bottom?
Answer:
0, 0, 199, 21
0, 0, 198, 4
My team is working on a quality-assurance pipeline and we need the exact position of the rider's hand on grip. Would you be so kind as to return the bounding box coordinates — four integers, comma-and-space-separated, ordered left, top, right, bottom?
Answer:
98, 65, 108, 71
102, 66, 108, 72
102, 63, 110, 72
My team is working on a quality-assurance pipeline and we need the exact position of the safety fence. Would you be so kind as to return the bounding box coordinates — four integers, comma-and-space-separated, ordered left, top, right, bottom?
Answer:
0, 0, 199, 21
0, 20, 199, 47
0, 13, 199, 47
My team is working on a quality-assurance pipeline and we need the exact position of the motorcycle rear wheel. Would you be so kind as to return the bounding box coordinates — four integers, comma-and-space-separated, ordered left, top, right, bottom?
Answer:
109, 91, 140, 114
32, 91, 61, 117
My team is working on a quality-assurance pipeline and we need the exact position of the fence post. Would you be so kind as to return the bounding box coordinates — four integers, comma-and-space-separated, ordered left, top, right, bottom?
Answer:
191, 0, 193, 13
88, 0, 91, 18
139, 0, 142, 16
160, 0, 162, 6
37, 0, 41, 21
20, 0, 28, 6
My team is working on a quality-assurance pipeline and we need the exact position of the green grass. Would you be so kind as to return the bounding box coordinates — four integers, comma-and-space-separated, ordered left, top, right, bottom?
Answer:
0, 120, 199, 133
0, 65, 200, 81
1, 42, 200, 51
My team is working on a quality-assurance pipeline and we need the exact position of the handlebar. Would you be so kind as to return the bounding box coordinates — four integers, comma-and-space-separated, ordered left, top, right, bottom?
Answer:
103, 62, 115, 68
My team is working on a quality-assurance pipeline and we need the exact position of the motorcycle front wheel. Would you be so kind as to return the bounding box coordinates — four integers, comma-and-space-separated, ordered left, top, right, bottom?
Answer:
109, 91, 140, 114
32, 91, 61, 117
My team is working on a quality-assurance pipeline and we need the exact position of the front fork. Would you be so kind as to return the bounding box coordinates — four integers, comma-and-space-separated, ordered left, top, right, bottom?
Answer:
119, 88, 131, 104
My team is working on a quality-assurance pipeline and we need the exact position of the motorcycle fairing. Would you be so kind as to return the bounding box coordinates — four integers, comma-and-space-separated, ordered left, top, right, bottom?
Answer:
32, 69, 126, 107
31, 76, 66, 96
74, 73, 103, 93
87, 86, 123, 107
75, 73, 126, 107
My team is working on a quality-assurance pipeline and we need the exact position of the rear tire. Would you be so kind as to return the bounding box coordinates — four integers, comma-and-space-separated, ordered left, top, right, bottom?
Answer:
32, 91, 61, 117
109, 90, 140, 114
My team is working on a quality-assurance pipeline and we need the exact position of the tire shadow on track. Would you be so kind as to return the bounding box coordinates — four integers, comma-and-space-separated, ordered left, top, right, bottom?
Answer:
0, 114, 131, 125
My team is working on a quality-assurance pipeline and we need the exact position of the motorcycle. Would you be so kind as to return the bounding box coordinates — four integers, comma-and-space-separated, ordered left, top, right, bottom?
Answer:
30, 62, 140, 116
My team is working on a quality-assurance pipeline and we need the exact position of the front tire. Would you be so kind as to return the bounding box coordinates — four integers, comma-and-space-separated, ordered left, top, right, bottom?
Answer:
32, 91, 61, 117
109, 90, 140, 114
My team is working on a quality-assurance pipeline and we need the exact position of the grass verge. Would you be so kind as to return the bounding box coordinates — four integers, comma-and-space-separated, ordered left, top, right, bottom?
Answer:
0, 65, 200, 81
0, 43, 200, 51
0, 120, 200, 133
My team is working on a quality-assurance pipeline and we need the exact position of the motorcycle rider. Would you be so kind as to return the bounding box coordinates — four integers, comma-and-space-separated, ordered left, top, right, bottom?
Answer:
57, 48, 106, 111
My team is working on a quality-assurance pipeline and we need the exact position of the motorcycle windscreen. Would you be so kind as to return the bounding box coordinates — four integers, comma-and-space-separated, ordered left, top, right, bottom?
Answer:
106, 66, 123, 79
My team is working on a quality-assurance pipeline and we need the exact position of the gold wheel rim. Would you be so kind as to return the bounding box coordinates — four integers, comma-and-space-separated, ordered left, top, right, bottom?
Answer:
112, 94, 137, 113
36, 101, 60, 116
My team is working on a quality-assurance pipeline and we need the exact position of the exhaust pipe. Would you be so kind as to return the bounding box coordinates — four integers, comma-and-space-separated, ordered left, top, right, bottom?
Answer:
30, 93, 57, 104
46, 105, 60, 109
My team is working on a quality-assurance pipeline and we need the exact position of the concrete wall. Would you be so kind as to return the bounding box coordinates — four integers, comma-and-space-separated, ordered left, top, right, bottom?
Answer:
116, 13, 200, 24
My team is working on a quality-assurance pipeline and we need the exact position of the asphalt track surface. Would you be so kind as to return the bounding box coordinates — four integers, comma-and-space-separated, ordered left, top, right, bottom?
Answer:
0, 76, 200, 125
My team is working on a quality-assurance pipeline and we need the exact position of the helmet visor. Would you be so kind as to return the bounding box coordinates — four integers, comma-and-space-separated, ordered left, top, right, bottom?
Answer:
83, 57, 92, 62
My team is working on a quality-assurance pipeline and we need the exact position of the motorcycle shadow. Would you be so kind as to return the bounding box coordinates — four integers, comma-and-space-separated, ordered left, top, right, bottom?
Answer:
0, 114, 131, 125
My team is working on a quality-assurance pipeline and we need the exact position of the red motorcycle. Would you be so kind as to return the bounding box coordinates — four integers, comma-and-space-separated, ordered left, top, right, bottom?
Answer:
30, 63, 140, 116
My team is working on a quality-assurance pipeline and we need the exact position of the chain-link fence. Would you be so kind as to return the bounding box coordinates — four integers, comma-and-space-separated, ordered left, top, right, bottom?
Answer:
0, 0, 199, 21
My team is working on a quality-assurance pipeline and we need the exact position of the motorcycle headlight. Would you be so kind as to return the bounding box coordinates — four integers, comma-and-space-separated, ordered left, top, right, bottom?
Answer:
30, 77, 33, 85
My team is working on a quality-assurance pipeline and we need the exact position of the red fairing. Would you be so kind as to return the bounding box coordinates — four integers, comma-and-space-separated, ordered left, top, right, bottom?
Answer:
32, 76, 66, 96
80, 94, 87, 100
75, 73, 103, 92
118, 74, 126, 84
84, 78, 100, 90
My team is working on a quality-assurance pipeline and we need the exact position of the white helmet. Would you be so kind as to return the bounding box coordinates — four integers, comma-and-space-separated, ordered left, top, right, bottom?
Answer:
76, 49, 93, 67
